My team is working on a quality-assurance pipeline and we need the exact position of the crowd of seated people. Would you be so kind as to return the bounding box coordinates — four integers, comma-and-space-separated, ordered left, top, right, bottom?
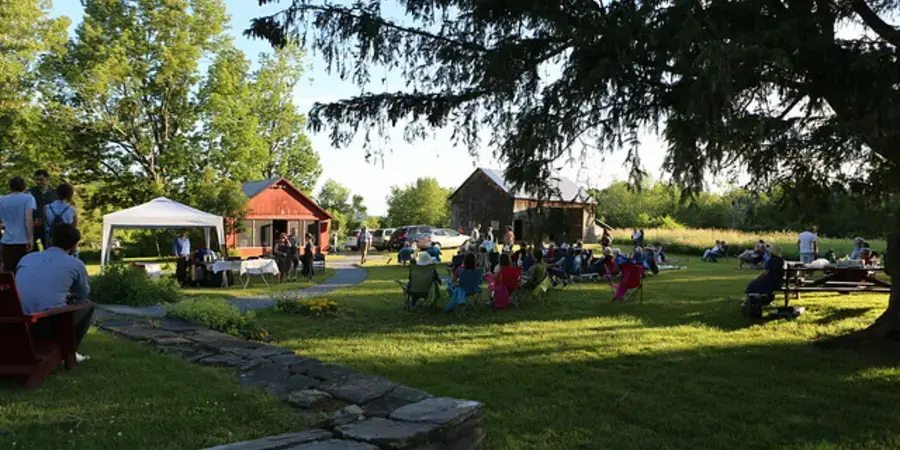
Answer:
701, 240, 728, 261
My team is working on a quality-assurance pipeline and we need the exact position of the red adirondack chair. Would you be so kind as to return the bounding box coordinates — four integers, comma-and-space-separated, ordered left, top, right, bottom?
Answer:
610, 263, 645, 303
0, 272, 91, 388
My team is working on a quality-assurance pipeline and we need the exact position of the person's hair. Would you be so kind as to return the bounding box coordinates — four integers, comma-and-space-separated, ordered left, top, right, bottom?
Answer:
567, 247, 576, 256
506, 225, 513, 231
9, 177, 26, 192
55, 183, 74, 202
305, 233, 313, 240
479, 246, 487, 253
464, 252, 476, 270
51, 223, 81, 250
499, 253, 510, 267
431, 242, 439, 247
33, 169, 49, 178
532, 248, 543, 260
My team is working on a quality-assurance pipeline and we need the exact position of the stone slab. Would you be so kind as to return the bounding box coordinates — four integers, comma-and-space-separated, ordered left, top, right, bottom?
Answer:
265, 374, 319, 399
198, 354, 248, 367
360, 386, 431, 418
291, 439, 378, 450
151, 336, 194, 346
289, 389, 334, 409
96, 319, 136, 328
108, 325, 177, 341
303, 363, 358, 382
335, 417, 438, 448
155, 318, 201, 332
238, 363, 291, 388
389, 398, 482, 428
319, 375, 397, 404
201, 429, 332, 450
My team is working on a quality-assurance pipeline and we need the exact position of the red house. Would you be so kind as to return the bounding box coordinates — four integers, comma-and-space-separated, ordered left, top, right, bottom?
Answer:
227, 178, 333, 258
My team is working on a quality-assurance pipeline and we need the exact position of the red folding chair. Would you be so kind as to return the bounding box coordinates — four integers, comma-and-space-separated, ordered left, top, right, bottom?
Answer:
610, 263, 645, 303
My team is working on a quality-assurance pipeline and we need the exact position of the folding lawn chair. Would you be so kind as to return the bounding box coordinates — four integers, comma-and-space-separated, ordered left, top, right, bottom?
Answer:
610, 263, 645, 303
396, 264, 441, 310
514, 276, 552, 307
447, 269, 484, 314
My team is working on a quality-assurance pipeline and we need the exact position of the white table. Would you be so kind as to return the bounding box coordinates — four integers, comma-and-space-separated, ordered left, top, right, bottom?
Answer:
212, 259, 280, 288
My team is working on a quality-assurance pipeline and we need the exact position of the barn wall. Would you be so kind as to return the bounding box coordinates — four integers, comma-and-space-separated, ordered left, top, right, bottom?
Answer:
245, 182, 325, 220
450, 171, 513, 241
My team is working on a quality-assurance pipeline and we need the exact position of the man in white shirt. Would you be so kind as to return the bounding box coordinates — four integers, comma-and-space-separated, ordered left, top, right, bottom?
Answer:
0, 177, 36, 271
797, 228, 819, 264
358, 226, 373, 264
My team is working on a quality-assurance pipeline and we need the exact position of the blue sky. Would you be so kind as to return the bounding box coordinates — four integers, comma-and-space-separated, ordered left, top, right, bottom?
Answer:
50, 0, 667, 215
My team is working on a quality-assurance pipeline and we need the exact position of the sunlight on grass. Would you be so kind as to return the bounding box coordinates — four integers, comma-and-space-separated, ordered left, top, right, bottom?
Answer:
0, 331, 305, 450
256, 256, 900, 450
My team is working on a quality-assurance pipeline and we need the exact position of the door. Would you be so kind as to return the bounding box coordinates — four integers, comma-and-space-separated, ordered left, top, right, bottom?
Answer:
272, 220, 288, 252
514, 220, 524, 242
307, 222, 319, 247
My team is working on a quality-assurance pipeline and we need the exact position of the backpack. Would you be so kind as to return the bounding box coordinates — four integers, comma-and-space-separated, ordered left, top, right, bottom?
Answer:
48, 204, 71, 234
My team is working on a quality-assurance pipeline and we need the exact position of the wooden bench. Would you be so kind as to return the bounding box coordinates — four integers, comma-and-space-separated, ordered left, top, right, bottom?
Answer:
0, 272, 91, 388
780, 265, 891, 306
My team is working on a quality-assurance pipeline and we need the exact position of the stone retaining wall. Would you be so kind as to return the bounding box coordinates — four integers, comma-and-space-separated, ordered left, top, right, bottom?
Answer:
97, 316, 485, 450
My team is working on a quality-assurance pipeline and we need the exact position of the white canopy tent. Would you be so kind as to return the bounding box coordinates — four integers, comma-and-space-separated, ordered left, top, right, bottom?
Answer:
101, 197, 225, 266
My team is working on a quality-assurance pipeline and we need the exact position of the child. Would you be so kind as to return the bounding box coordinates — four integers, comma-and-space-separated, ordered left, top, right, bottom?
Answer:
426, 242, 442, 262
397, 241, 415, 265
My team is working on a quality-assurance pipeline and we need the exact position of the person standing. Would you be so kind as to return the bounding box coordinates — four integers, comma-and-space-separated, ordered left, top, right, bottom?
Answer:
303, 233, 315, 278
358, 226, 372, 264
15, 223, 93, 361
29, 169, 56, 251
485, 226, 494, 243
600, 229, 612, 248
332, 231, 340, 253
503, 225, 515, 253
274, 233, 292, 282
797, 228, 819, 264
0, 177, 36, 272
45, 183, 78, 241
470, 224, 481, 243
288, 228, 301, 280
172, 230, 191, 285
631, 229, 641, 248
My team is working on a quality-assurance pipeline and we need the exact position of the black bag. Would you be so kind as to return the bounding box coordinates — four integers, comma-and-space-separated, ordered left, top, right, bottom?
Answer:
741, 293, 773, 319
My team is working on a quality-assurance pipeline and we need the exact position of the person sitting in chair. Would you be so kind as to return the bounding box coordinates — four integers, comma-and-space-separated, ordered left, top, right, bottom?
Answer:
426, 242, 442, 262
746, 245, 785, 295
16, 223, 93, 362
397, 241, 415, 265
520, 248, 548, 291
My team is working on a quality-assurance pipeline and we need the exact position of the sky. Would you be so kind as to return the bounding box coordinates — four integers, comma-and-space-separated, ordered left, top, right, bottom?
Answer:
49, 1, 670, 215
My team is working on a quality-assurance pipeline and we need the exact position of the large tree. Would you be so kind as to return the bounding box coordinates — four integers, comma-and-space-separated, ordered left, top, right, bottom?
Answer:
251, 45, 322, 192
0, 0, 70, 180
249, 1, 900, 341
386, 177, 451, 228
61, 0, 228, 204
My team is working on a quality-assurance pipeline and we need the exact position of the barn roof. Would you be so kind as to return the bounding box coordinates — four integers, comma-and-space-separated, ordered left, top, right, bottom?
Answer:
240, 178, 333, 220
241, 179, 280, 198
450, 168, 596, 204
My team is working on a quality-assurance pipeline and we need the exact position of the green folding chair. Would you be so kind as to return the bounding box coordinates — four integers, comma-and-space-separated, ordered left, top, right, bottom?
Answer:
396, 264, 441, 310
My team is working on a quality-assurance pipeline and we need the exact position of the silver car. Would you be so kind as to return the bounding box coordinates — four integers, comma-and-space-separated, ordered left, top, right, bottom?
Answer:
372, 228, 394, 251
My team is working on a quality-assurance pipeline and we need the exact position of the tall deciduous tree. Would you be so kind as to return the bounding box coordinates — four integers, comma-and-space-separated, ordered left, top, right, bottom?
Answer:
251, 45, 321, 192
0, 0, 69, 180
386, 177, 451, 228
249, 1, 900, 342
196, 41, 265, 182
62, 0, 228, 203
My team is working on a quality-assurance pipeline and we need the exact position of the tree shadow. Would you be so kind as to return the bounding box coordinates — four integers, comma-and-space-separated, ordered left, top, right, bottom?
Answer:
812, 307, 871, 325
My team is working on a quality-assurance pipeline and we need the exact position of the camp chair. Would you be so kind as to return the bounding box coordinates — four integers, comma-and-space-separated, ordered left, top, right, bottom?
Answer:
610, 263, 645, 303
0, 273, 92, 388
396, 264, 441, 310
448, 269, 483, 314
520, 276, 552, 306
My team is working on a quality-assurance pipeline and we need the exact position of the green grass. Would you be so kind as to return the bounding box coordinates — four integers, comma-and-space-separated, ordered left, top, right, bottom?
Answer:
254, 257, 900, 450
635, 228, 884, 259
181, 268, 335, 299
0, 331, 306, 450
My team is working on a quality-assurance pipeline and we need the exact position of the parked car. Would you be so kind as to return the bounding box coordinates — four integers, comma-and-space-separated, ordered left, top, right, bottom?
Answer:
372, 228, 394, 251
388, 225, 435, 250
417, 229, 471, 250
342, 230, 360, 251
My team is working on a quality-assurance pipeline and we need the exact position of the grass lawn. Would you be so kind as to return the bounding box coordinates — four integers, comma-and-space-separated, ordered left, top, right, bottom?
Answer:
255, 256, 900, 449
0, 331, 306, 450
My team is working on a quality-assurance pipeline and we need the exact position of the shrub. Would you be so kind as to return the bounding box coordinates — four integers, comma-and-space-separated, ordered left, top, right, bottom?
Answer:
274, 296, 341, 318
651, 215, 686, 230
166, 298, 269, 341
90, 264, 181, 306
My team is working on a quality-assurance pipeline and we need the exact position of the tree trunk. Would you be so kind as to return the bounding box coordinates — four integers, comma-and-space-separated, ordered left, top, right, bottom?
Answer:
826, 228, 900, 347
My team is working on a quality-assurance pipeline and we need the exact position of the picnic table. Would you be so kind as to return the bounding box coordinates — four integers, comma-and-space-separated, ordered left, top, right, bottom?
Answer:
781, 263, 891, 306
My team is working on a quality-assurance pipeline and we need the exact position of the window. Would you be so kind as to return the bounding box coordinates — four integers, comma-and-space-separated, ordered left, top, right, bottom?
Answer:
491, 220, 500, 230
446, 230, 460, 237
236, 220, 253, 247
433, 230, 446, 236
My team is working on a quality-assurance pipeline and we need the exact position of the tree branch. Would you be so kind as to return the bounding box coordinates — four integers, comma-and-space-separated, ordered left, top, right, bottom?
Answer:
851, 0, 900, 48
